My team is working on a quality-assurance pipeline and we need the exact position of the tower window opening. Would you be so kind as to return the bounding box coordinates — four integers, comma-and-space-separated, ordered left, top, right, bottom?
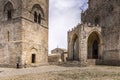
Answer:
32, 54, 36, 63
7, 31, 10, 41
7, 10, 12, 20
34, 11, 37, 22
38, 14, 41, 24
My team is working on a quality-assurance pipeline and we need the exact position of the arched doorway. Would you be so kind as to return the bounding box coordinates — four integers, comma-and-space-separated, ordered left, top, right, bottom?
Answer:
27, 48, 38, 64
92, 40, 98, 59
87, 32, 100, 59
72, 34, 79, 61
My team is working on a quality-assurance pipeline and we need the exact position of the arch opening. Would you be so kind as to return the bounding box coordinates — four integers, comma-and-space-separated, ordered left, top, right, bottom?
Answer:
30, 48, 38, 64
4, 1, 14, 20
32, 4, 44, 24
72, 34, 79, 61
38, 13, 41, 24
87, 31, 101, 59
92, 40, 98, 59
34, 11, 37, 22
31, 54, 36, 63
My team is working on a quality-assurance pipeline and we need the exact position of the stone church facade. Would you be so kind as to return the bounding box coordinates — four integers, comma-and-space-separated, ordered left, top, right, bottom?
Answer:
67, 0, 120, 66
0, 0, 48, 68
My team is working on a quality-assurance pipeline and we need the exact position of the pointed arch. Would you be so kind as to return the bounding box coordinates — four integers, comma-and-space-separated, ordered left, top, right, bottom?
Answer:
32, 4, 44, 24
34, 11, 37, 22
4, 1, 14, 20
32, 4, 44, 17
30, 47, 38, 64
71, 34, 79, 61
38, 13, 41, 24
87, 31, 101, 59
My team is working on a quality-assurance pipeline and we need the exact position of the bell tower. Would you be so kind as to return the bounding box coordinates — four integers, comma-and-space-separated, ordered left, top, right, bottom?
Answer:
21, 0, 49, 67
0, 0, 48, 68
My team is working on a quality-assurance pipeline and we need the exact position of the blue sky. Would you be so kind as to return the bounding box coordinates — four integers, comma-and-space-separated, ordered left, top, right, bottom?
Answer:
49, 0, 88, 53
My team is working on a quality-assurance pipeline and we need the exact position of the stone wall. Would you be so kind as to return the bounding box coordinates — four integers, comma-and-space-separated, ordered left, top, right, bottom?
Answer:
51, 48, 66, 54
102, 27, 120, 65
21, 0, 48, 28
21, 19, 48, 66
0, 0, 48, 68
48, 52, 68, 64
21, 0, 48, 67
68, 0, 120, 66
48, 54, 62, 64
68, 23, 102, 66
0, 0, 22, 67
82, 0, 120, 27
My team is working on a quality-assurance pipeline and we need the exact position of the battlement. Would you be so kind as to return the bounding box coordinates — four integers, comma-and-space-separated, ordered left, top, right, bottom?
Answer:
68, 0, 120, 66
81, 0, 120, 27
68, 23, 100, 33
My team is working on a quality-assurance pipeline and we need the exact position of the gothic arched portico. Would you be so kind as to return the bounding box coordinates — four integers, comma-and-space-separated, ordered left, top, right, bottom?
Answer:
71, 34, 79, 61
87, 31, 102, 60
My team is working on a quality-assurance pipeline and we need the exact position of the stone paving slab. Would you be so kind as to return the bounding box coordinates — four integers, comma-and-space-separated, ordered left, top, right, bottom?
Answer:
0, 65, 80, 78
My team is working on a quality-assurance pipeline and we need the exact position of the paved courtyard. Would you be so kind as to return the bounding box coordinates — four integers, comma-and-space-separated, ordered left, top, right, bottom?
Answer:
0, 65, 80, 77
0, 65, 120, 80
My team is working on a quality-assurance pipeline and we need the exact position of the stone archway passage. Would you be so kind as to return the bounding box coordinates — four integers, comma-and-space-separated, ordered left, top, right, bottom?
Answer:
87, 32, 100, 59
92, 40, 98, 59
28, 48, 38, 64
73, 34, 79, 61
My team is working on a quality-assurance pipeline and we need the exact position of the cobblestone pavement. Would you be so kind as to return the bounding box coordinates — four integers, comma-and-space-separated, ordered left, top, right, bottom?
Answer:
0, 65, 80, 78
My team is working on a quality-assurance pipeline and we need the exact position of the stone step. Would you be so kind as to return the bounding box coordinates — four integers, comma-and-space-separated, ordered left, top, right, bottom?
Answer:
65, 61, 80, 66
87, 59, 103, 65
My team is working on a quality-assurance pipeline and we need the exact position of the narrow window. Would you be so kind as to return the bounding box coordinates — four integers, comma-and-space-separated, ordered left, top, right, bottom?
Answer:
38, 14, 41, 24
7, 10, 12, 20
94, 16, 100, 26
7, 31, 10, 41
34, 11, 37, 22
32, 54, 36, 63
4, 1, 13, 21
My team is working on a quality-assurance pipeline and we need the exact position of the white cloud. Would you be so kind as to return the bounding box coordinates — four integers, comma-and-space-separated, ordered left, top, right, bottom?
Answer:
49, 0, 88, 53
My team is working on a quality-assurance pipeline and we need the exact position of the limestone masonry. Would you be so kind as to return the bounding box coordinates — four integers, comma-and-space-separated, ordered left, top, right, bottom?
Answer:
67, 0, 120, 66
0, 0, 48, 68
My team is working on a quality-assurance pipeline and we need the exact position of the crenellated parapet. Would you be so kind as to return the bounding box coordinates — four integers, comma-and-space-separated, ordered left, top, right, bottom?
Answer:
68, 22, 100, 33
67, 0, 120, 66
67, 22, 102, 66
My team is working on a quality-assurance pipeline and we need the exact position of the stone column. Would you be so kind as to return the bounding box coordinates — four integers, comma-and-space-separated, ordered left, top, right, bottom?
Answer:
80, 30, 87, 66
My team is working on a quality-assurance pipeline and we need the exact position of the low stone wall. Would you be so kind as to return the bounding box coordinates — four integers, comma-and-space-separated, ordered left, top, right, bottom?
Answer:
87, 59, 103, 66
102, 60, 120, 66
48, 54, 62, 64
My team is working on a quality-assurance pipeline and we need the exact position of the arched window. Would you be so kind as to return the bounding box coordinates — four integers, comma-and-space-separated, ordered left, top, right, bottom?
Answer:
4, 1, 13, 20
7, 31, 10, 41
7, 10, 12, 20
72, 34, 79, 61
38, 14, 41, 24
34, 11, 37, 22
31, 54, 36, 63
32, 4, 44, 24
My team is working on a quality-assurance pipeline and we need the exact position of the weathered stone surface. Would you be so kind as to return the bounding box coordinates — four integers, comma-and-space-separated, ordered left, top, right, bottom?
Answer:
0, 0, 48, 68
67, 0, 120, 66
49, 48, 68, 64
